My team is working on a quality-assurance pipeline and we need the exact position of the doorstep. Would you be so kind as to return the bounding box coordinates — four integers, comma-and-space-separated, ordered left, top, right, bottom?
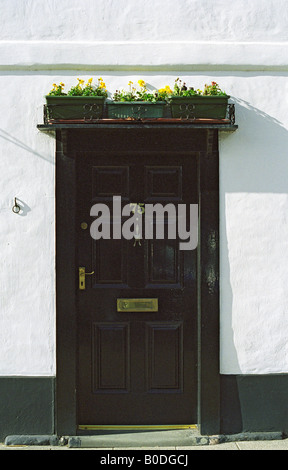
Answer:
4, 430, 284, 448
68, 429, 207, 448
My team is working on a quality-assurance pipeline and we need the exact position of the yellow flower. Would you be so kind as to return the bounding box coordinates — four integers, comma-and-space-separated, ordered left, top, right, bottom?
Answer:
77, 78, 84, 86
60, 82, 65, 87
100, 82, 106, 89
138, 79, 146, 88
159, 86, 172, 95
87, 78, 93, 84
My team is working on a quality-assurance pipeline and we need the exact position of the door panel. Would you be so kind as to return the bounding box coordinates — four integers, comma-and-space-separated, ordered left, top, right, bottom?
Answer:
93, 238, 128, 286
146, 238, 182, 286
76, 151, 198, 425
92, 322, 130, 393
146, 321, 183, 392
145, 166, 183, 201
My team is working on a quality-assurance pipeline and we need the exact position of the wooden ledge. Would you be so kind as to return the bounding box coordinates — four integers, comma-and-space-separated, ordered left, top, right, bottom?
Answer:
37, 118, 238, 132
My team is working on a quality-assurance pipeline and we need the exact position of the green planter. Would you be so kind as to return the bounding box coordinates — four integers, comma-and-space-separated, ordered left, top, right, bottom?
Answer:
45, 95, 106, 121
170, 95, 230, 120
107, 101, 169, 119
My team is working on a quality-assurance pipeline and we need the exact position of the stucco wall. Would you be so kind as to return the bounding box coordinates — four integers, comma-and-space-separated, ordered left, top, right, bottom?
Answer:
2, 0, 288, 43
219, 74, 288, 373
1, 0, 288, 376
0, 73, 55, 375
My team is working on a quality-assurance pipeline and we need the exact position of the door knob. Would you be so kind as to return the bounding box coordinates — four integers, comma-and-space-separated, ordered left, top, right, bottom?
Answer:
79, 267, 95, 290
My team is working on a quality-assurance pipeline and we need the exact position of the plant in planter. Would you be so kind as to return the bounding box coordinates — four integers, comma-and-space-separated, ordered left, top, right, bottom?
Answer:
169, 78, 230, 120
107, 80, 171, 119
45, 77, 108, 121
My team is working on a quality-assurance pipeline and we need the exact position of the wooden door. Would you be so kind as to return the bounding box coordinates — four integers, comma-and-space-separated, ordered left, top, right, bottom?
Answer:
76, 134, 198, 426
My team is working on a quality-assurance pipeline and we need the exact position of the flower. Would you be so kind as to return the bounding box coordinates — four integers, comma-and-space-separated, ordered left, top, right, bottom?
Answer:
47, 77, 108, 97
170, 78, 227, 97
171, 78, 199, 97
48, 82, 66, 96
159, 85, 173, 94
112, 80, 168, 102
47, 77, 227, 101
203, 81, 227, 96
157, 85, 173, 100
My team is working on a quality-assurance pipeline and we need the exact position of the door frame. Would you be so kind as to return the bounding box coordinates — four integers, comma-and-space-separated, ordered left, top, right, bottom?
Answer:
55, 127, 220, 437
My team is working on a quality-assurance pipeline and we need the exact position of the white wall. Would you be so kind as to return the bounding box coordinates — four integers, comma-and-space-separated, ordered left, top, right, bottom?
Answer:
2, 0, 288, 43
1, 0, 288, 375
220, 74, 288, 373
0, 74, 55, 375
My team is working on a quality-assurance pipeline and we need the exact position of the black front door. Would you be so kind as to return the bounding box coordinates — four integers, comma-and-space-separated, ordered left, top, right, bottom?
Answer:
75, 130, 198, 426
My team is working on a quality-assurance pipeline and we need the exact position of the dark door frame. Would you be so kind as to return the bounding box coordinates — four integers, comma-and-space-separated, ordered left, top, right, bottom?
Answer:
55, 127, 220, 437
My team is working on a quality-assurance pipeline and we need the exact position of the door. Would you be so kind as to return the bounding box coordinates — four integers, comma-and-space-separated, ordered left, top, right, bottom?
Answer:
76, 142, 198, 426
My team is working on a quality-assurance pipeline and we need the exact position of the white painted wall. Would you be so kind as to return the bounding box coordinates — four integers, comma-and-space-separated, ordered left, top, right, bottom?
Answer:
219, 74, 288, 374
0, 74, 55, 375
2, 0, 288, 43
1, 0, 288, 375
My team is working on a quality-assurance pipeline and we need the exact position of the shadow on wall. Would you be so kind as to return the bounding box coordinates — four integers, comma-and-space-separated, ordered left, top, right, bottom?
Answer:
221, 97, 288, 193
0, 128, 55, 165
220, 98, 288, 374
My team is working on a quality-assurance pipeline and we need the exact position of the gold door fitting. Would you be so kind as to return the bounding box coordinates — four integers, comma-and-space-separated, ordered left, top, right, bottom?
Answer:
79, 267, 95, 290
117, 298, 158, 312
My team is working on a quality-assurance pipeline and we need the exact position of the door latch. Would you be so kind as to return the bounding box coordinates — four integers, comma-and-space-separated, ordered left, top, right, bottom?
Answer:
79, 267, 95, 290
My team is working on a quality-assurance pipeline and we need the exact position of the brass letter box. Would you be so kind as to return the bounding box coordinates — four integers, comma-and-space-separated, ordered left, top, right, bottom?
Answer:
117, 298, 158, 312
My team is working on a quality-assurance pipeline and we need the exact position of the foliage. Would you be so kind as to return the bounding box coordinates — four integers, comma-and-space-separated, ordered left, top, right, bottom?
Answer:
171, 78, 227, 97
157, 85, 173, 100
203, 81, 227, 96
47, 78, 228, 100
172, 78, 201, 97
112, 80, 172, 102
48, 78, 108, 97
48, 82, 66, 96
